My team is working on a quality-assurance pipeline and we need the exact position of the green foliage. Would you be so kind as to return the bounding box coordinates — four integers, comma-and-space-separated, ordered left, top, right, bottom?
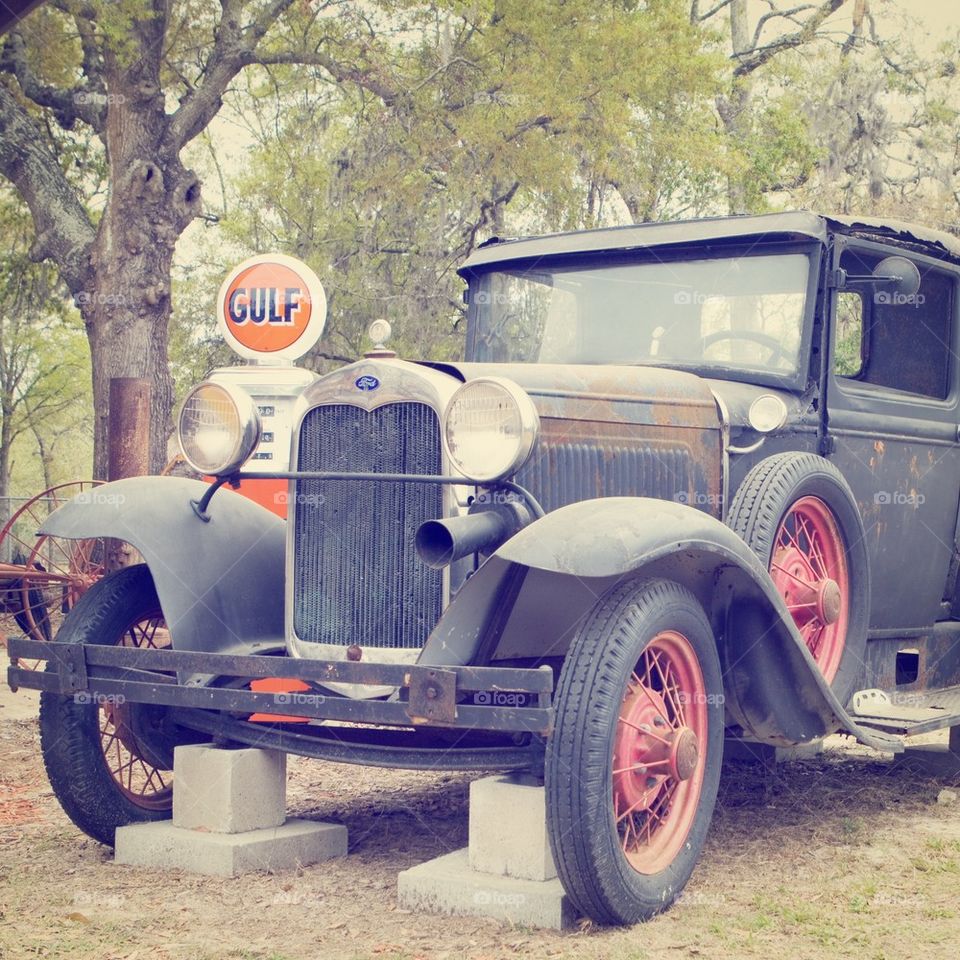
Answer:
0, 190, 92, 496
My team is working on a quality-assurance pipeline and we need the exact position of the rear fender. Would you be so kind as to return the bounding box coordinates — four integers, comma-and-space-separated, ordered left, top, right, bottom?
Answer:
40, 477, 284, 657
422, 497, 895, 750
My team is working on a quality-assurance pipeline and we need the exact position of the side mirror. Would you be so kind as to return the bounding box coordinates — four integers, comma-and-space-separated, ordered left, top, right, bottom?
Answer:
872, 256, 921, 298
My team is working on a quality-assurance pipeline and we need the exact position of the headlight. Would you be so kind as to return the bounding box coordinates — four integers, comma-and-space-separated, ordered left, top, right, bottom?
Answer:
748, 394, 788, 433
177, 382, 261, 475
443, 377, 539, 483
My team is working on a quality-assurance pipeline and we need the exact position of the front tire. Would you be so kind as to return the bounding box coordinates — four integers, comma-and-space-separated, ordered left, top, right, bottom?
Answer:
545, 578, 723, 925
39, 564, 174, 846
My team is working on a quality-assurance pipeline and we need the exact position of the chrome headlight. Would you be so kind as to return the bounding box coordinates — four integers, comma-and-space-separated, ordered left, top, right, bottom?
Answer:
177, 382, 261, 475
443, 377, 539, 483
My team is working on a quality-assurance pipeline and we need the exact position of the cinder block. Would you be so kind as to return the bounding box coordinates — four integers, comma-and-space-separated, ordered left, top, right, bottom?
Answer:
469, 774, 556, 881
172, 745, 286, 834
115, 818, 347, 877
398, 849, 573, 930
723, 738, 823, 764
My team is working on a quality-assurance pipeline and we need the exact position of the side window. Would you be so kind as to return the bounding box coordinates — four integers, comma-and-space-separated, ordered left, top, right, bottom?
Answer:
834, 247, 955, 400
833, 292, 863, 377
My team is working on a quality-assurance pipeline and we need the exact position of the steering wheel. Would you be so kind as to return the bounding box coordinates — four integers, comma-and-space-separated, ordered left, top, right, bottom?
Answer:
701, 330, 786, 366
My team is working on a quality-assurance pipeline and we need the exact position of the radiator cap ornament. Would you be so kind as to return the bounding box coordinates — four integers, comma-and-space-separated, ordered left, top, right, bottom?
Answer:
217, 254, 327, 362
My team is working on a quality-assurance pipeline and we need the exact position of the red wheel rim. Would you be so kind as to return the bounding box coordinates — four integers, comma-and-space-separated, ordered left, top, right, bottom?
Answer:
612, 630, 708, 875
769, 496, 849, 684
98, 613, 173, 810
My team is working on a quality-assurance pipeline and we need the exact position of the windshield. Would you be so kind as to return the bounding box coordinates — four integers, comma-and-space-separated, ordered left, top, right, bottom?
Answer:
470, 252, 811, 376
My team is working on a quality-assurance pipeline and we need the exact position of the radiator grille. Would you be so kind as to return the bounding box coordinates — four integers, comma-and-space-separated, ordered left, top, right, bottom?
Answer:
293, 403, 443, 648
515, 442, 692, 513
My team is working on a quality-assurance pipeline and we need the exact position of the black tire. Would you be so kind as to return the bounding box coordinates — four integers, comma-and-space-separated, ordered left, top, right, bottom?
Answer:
39, 564, 174, 846
727, 451, 869, 706
545, 578, 723, 925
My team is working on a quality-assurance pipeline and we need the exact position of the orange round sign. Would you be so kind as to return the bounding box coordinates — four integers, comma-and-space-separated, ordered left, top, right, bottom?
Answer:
217, 254, 327, 361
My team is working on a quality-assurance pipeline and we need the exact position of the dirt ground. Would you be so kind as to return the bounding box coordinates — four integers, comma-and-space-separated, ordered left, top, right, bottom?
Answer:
1, 676, 959, 960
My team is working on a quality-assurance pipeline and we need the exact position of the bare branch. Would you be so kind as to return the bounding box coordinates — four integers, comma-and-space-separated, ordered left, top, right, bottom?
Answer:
733, 0, 848, 76
695, 0, 735, 22
751, 5, 816, 50
255, 49, 400, 105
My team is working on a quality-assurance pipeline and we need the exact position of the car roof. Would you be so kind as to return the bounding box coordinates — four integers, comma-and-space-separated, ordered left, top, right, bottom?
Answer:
458, 211, 960, 272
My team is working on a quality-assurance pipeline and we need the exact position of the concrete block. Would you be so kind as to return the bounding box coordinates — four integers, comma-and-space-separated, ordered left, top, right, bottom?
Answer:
894, 743, 960, 778
724, 738, 823, 765
115, 818, 347, 877
398, 849, 573, 930
469, 774, 556, 881
172, 745, 286, 834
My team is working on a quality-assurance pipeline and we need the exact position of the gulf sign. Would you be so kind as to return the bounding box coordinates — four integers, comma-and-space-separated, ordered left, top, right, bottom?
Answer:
217, 254, 327, 361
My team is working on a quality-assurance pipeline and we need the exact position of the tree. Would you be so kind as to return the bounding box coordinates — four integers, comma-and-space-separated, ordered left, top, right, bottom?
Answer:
0, 0, 403, 475
215, 0, 732, 369
0, 190, 90, 500
694, 0, 864, 212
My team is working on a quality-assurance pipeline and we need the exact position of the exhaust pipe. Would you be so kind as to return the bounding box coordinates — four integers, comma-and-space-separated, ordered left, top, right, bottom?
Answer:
416, 504, 527, 569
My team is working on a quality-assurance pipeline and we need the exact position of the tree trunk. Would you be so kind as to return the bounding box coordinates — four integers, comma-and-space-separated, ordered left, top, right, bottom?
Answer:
717, 0, 753, 214
0, 407, 11, 502
80, 14, 200, 479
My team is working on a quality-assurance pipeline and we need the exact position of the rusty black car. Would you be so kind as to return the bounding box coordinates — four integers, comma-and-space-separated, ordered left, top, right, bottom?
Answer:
9, 212, 960, 925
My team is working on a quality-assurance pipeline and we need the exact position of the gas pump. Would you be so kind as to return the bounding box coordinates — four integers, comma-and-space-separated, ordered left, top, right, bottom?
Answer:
195, 254, 327, 517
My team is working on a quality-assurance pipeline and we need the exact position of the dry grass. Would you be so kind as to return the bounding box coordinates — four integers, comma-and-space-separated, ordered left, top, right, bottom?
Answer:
1, 680, 959, 960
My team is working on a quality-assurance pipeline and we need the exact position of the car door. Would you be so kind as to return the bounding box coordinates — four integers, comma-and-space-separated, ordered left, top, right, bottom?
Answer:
826, 236, 960, 632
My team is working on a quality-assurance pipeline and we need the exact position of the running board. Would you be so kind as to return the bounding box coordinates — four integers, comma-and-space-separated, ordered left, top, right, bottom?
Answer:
850, 685, 960, 737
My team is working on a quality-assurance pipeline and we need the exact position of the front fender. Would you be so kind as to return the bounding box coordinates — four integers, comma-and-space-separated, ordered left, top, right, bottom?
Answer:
422, 497, 897, 751
41, 477, 284, 657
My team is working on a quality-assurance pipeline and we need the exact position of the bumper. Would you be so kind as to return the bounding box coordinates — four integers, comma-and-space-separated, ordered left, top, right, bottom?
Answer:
7, 636, 554, 735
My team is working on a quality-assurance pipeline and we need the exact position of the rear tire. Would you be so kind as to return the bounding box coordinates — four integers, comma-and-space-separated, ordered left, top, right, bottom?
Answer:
727, 452, 869, 706
39, 564, 174, 846
545, 578, 723, 925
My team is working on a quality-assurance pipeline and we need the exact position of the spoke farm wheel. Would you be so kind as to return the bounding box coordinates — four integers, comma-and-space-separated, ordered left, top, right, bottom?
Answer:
545, 578, 724, 925
0, 482, 106, 665
727, 452, 869, 705
39, 565, 174, 845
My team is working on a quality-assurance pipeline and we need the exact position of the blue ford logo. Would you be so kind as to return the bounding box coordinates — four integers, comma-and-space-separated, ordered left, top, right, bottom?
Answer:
355, 375, 380, 392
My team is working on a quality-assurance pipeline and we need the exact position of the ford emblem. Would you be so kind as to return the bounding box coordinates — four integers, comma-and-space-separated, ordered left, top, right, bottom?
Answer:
355, 375, 380, 392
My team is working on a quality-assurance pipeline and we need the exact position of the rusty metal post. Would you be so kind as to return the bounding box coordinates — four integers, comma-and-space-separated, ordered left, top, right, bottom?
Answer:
106, 377, 151, 570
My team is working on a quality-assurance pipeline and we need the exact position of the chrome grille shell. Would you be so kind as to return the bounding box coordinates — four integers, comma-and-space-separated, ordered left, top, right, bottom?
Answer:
284, 359, 465, 664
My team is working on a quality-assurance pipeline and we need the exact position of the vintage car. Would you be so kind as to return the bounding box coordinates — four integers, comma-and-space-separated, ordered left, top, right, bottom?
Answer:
9, 212, 960, 925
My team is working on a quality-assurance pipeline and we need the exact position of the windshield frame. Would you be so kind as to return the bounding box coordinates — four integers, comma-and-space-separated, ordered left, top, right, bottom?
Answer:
463, 239, 824, 392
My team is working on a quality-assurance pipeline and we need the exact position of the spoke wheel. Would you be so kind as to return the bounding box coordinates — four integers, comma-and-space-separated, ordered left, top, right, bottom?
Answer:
0, 482, 106, 665
613, 630, 707, 875
727, 451, 869, 705
40, 565, 177, 845
770, 496, 849, 684
546, 578, 723, 925
98, 613, 173, 810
